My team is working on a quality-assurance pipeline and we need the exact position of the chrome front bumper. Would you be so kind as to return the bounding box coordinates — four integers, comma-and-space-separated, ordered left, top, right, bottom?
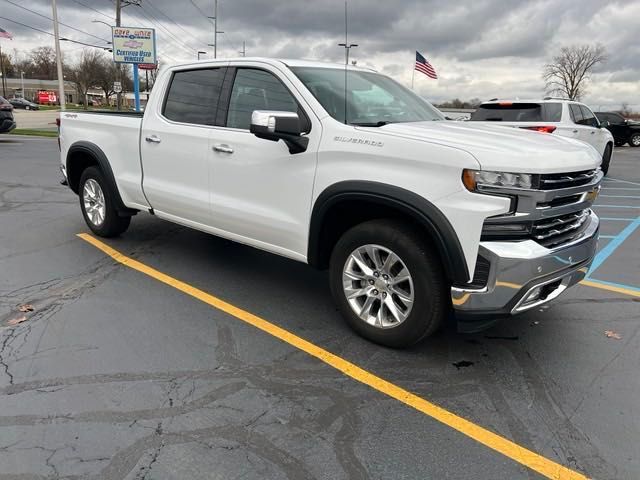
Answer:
452, 211, 599, 323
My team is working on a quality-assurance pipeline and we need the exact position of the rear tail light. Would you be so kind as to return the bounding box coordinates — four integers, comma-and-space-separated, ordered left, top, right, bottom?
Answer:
521, 126, 557, 134
0, 104, 12, 111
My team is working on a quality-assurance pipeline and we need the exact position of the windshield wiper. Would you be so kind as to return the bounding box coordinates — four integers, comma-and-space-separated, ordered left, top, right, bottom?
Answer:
350, 121, 393, 127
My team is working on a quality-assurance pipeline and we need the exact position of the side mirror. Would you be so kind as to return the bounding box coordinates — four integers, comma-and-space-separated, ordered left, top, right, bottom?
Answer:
600, 120, 609, 128
250, 110, 309, 154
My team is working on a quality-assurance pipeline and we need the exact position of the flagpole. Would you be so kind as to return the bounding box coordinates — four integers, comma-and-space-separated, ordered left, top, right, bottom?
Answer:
411, 64, 415, 90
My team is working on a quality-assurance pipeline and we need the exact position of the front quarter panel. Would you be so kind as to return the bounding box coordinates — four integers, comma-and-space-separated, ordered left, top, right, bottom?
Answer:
314, 121, 511, 279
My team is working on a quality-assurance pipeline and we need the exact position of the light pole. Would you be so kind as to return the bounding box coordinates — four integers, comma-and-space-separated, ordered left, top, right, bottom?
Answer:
197, 51, 207, 60
20, 72, 24, 98
51, 0, 66, 110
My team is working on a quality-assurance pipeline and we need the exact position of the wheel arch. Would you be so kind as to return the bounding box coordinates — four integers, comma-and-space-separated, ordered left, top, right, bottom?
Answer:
66, 141, 137, 216
308, 181, 469, 284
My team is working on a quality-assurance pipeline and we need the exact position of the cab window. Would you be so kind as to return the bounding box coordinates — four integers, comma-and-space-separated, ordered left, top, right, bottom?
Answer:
163, 68, 226, 126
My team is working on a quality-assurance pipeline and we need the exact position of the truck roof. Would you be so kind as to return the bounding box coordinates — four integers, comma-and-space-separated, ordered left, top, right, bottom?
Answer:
164, 57, 377, 72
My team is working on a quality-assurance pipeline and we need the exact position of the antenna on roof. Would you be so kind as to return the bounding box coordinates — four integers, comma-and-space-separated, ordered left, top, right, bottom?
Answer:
338, 1, 357, 124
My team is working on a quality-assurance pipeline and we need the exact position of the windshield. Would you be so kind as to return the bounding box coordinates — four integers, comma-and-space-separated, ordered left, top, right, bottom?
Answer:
291, 67, 444, 125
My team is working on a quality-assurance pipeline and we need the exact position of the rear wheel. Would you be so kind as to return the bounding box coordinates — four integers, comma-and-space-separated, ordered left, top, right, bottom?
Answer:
79, 166, 131, 237
601, 144, 612, 175
629, 133, 640, 147
329, 219, 448, 348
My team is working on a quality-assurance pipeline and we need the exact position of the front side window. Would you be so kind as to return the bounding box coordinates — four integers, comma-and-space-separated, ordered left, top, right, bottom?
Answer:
291, 67, 444, 125
580, 105, 598, 127
163, 68, 225, 126
226, 69, 300, 130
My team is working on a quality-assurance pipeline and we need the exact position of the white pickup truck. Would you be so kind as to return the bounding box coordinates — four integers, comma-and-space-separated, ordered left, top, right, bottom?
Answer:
60, 58, 602, 347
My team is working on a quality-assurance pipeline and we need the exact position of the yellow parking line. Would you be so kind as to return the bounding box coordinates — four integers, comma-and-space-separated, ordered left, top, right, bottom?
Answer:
580, 279, 640, 298
77, 233, 588, 480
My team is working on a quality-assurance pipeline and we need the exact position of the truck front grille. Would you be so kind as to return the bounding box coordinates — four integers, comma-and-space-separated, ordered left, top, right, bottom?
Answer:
539, 169, 597, 190
532, 209, 590, 248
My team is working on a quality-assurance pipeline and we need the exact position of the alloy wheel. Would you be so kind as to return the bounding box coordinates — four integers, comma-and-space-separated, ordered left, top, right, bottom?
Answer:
82, 178, 106, 227
342, 244, 415, 328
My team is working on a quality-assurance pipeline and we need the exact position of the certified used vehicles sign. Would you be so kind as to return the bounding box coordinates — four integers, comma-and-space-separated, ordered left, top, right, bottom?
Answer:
111, 27, 156, 64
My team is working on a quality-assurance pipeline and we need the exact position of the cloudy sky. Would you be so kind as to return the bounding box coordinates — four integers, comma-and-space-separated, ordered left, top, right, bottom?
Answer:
2, 0, 639, 109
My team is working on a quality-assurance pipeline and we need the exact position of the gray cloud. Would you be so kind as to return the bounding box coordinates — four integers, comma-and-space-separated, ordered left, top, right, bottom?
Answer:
3, 0, 640, 109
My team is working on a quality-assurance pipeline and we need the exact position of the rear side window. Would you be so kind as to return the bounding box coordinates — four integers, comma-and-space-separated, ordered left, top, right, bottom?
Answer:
569, 104, 584, 124
163, 68, 226, 126
470, 103, 561, 122
580, 105, 598, 127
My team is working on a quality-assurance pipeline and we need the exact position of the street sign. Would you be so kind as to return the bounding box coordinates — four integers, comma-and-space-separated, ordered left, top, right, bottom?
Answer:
113, 81, 122, 93
138, 63, 157, 71
111, 27, 156, 65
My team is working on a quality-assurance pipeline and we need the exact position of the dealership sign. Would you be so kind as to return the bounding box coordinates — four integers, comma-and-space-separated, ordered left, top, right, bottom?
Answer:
111, 27, 156, 64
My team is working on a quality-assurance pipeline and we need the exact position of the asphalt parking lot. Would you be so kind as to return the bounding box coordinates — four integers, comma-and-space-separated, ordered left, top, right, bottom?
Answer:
0, 137, 638, 479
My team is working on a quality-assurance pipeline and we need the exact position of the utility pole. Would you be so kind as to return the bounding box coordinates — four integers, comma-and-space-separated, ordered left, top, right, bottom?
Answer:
115, 0, 122, 111
0, 43, 6, 98
207, 0, 223, 58
240, 41, 245, 57
51, 0, 66, 110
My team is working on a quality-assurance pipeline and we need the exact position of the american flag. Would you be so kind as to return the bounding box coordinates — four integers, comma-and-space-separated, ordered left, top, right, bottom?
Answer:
415, 51, 437, 79
0, 27, 13, 40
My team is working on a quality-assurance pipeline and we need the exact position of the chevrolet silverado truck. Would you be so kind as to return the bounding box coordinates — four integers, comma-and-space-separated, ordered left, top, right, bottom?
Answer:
60, 58, 602, 347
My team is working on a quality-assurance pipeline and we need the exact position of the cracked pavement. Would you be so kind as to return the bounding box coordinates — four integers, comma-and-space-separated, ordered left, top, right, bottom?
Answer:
0, 136, 638, 479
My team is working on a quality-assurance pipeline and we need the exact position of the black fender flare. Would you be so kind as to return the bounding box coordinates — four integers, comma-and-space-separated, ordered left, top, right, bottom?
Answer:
66, 141, 137, 216
307, 181, 470, 283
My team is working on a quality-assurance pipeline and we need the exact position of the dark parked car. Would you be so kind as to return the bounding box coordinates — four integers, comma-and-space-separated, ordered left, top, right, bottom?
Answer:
595, 112, 640, 147
8, 97, 40, 110
0, 96, 16, 134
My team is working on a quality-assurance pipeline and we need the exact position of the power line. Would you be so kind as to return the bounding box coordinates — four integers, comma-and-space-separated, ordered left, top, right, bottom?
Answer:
66, 0, 113, 20
0, 14, 54, 37
1, 0, 111, 43
187, 0, 214, 26
136, 4, 199, 54
145, 0, 209, 47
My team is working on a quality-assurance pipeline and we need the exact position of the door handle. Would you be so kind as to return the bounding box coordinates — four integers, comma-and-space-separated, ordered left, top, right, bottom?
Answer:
590, 131, 595, 134
572, 129, 579, 134
145, 135, 161, 144
213, 144, 234, 154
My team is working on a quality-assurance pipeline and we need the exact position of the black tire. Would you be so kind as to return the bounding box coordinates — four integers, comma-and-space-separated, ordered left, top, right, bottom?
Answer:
601, 144, 612, 175
629, 133, 640, 148
615, 141, 626, 147
329, 219, 448, 348
79, 166, 131, 237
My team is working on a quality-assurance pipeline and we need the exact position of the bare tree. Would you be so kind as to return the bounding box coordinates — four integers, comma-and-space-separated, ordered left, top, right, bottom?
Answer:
543, 44, 607, 100
619, 102, 632, 117
68, 49, 103, 109
29, 46, 58, 80
96, 56, 119, 106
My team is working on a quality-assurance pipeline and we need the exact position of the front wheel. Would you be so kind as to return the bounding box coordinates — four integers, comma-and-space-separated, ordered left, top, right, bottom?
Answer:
601, 144, 612, 175
629, 133, 640, 147
79, 166, 131, 237
329, 219, 448, 348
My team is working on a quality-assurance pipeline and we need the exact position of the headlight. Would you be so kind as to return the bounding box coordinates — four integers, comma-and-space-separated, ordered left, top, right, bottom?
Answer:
462, 169, 534, 191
